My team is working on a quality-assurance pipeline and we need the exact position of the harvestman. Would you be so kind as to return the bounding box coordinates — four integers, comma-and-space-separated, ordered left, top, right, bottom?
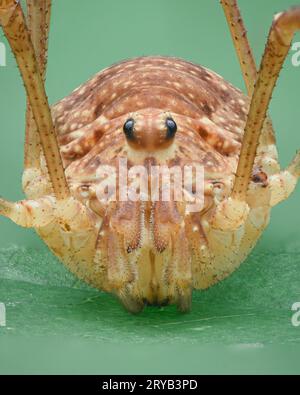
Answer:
0, 0, 300, 313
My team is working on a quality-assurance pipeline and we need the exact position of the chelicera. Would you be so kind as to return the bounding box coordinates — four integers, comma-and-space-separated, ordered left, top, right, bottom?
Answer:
0, 0, 300, 313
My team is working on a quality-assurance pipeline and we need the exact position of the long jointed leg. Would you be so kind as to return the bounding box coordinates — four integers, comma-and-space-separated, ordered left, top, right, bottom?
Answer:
26, 0, 51, 78
0, 0, 68, 199
24, 0, 52, 169
212, 7, 300, 230
0, 1, 93, 231
220, 0, 257, 95
220, 0, 277, 159
231, 7, 300, 202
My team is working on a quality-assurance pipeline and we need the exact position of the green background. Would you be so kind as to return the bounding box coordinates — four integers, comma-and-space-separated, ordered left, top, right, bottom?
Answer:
0, 0, 300, 374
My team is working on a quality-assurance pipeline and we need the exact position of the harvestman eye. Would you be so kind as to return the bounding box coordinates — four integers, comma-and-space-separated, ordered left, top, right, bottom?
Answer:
123, 118, 135, 140
166, 117, 177, 139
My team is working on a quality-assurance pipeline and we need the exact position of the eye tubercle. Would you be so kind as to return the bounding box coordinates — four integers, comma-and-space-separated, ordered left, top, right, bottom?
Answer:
166, 117, 177, 139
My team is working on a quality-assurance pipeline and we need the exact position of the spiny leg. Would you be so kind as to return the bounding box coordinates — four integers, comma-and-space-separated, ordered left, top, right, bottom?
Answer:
231, 7, 300, 202
220, 0, 278, 162
220, 0, 258, 94
213, 0, 274, 231
0, 1, 93, 230
24, 0, 51, 170
213, 7, 300, 229
0, 0, 68, 199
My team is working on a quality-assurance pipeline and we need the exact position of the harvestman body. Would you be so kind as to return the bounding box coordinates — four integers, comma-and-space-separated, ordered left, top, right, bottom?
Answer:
0, 0, 300, 313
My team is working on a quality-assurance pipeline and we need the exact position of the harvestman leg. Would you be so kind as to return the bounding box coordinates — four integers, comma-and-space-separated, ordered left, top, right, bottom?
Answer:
220, 0, 258, 94
0, 0, 92, 230
213, 6, 300, 229
220, 0, 278, 162
231, 8, 300, 202
24, 0, 51, 170
0, 0, 67, 197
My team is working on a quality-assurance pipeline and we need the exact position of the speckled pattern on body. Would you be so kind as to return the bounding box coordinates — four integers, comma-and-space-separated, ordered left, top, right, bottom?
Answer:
36, 56, 276, 312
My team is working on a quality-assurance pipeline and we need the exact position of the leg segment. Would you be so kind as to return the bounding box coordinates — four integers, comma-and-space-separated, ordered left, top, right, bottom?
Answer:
221, 2, 300, 208
0, 0, 69, 199
231, 7, 300, 201
220, 0, 277, 160
0, 196, 55, 227
220, 0, 258, 95
211, 197, 249, 231
212, 2, 298, 231
269, 150, 300, 207
24, 0, 51, 169
26, 0, 51, 79
0, 2, 93, 235
0, 196, 94, 230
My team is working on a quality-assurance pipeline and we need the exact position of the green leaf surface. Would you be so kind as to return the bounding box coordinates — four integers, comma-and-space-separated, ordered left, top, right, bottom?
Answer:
0, 243, 299, 344
0, 242, 300, 374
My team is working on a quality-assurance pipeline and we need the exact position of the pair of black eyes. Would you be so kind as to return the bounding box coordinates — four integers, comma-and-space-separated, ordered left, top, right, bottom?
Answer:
123, 117, 177, 140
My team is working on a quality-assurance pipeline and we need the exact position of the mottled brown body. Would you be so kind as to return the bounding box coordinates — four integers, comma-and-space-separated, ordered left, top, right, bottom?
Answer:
29, 56, 274, 311
1, 1, 300, 313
